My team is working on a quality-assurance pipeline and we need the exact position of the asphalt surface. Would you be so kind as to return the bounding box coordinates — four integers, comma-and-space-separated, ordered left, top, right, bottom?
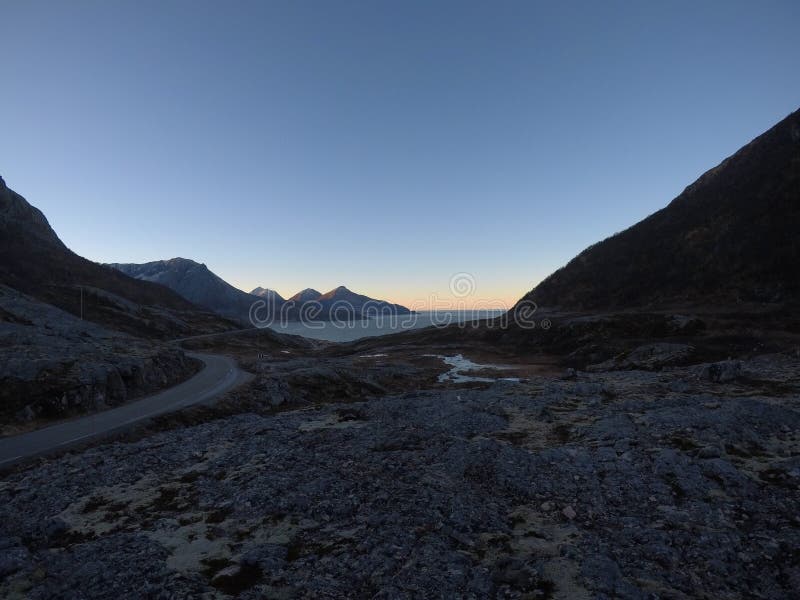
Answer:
0, 353, 251, 469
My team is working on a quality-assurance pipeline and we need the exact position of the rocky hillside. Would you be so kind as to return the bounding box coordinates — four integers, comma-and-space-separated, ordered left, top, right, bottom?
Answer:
0, 178, 235, 339
517, 108, 800, 311
0, 285, 200, 432
109, 258, 262, 327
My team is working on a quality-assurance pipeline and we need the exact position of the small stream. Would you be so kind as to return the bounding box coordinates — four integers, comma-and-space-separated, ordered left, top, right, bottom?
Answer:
427, 354, 521, 384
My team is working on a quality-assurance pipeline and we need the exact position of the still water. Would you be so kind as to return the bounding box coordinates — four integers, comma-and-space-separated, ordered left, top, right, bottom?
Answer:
267, 310, 505, 342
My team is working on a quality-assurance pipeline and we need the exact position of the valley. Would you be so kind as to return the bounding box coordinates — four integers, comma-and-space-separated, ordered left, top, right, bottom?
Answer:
1, 51, 799, 600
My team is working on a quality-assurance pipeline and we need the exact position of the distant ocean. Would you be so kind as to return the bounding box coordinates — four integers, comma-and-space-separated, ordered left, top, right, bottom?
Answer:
267, 310, 505, 342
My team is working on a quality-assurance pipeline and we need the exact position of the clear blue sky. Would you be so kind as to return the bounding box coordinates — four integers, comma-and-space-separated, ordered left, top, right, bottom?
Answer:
3, 1, 798, 307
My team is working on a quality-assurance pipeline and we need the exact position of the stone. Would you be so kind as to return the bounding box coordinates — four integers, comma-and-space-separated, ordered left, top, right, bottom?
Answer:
44, 517, 69, 540
0, 538, 29, 577
701, 360, 742, 383
670, 379, 691, 393
698, 446, 722, 459
210, 564, 262, 594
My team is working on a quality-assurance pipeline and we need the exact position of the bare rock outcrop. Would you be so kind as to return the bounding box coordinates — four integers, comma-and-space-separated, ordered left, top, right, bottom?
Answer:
0, 285, 199, 431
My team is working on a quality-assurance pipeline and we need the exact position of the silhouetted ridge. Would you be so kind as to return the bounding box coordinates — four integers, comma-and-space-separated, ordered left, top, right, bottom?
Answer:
516, 108, 800, 311
0, 176, 64, 248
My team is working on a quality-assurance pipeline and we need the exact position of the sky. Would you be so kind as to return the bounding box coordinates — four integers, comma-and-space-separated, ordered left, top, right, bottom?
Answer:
2, 1, 799, 308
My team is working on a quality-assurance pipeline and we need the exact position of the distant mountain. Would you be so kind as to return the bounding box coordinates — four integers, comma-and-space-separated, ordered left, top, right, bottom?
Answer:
289, 288, 322, 303
105, 260, 412, 325
109, 258, 263, 326
0, 177, 235, 339
317, 286, 412, 316
281, 285, 412, 320
516, 108, 800, 312
251, 287, 286, 303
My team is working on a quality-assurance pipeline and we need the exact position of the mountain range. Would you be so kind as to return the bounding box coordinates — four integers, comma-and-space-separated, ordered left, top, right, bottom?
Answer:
0, 171, 411, 337
286, 286, 412, 318
0, 177, 235, 339
3, 99, 799, 599
3, 107, 799, 341
109, 260, 412, 325
0, 177, 239, 425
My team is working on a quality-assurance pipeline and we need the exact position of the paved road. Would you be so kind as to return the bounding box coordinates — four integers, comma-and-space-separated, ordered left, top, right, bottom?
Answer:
171, 328, 253, 344
0, 353, 251, 470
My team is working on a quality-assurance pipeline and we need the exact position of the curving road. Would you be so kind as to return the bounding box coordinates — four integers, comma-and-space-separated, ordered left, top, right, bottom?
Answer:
0, 353, 251, 470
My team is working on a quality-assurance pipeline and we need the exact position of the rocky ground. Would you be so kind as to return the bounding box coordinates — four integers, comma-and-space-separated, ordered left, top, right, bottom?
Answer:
0, 285, 200, 434
1, 345, 799, 599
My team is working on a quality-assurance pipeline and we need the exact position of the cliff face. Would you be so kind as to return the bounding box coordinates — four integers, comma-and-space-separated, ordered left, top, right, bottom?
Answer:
517, 109, 800, 311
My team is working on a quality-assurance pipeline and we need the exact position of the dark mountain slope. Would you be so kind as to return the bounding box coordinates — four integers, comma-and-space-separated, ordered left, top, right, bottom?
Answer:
518, 108, 800, 311
0, 178, 235, 338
